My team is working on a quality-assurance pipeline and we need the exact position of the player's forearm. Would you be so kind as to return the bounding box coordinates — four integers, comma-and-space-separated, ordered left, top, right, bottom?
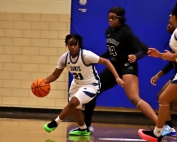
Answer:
155, 70, 164, 78
161, 62, 174, 74
45, 68, 63, 83
45, 74, 58, 83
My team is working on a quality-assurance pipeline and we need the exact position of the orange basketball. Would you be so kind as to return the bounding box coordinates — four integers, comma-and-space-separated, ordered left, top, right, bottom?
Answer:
31, 78, 50, 97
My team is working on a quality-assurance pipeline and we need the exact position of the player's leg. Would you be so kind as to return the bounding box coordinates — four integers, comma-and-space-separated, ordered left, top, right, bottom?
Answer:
138, 81, 177, 141
43, 82, 80, 133
43, 96, 81, 133
123, 74, 157, 123
169, 98, 177, 136
121, 63, 157, 123
157, 80, 176, 136
69, 85, 99, 136
70, 68, 119, 134
84, 97, 96, 132
84, 68, 117, 128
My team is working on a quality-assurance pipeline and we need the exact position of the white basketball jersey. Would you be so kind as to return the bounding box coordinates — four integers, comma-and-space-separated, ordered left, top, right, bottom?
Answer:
65, 50, 100, 85
170, 28, 177, 53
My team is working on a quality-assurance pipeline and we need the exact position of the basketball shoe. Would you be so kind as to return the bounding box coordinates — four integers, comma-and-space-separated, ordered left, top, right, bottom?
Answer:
43, 120, 58, 133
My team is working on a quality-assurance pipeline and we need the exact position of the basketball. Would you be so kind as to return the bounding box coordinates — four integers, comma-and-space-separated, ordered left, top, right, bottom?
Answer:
31, 78, 50, 97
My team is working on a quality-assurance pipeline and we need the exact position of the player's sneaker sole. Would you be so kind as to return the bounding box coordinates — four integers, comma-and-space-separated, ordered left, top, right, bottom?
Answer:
138, 129, 158, 142
69, 130, 90, 136
69, 136, 90, 141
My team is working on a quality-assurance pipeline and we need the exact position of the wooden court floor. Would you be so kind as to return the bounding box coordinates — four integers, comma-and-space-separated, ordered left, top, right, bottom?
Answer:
0, 118, 176, 142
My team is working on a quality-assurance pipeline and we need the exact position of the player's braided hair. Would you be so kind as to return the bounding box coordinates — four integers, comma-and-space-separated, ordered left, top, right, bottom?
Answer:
65, 34, 84, 49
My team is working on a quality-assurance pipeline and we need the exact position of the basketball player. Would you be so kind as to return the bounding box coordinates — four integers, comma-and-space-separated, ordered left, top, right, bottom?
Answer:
43, 34, 124, 136
150, 21, 177, 136
138, 4, 177, 141
70, 6, 159, 134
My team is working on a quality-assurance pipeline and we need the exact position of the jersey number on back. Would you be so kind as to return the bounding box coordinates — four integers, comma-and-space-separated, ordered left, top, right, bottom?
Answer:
73, 73, 84, 80
107, 45, 117, 56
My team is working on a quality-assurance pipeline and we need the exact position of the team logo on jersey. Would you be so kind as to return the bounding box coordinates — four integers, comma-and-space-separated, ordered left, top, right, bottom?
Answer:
124, 63, 130, 66
79, 0, 87, 5
128, 66, 133, 70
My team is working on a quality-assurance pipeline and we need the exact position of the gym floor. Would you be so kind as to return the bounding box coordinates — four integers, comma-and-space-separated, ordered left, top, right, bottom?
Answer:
0, 118, 176, 142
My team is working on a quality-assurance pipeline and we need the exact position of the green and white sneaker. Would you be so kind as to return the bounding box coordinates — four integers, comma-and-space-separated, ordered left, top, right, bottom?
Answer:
69, 128, 90, 136
43, 121, 58, 133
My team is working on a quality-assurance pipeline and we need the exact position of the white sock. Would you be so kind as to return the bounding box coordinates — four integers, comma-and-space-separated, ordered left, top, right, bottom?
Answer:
79, 124, 87, 130
153, 126, 162, 137
55, 116, 62, 124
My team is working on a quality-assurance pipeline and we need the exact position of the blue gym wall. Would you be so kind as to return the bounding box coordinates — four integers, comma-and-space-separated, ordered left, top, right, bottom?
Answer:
69, 0, 176, 109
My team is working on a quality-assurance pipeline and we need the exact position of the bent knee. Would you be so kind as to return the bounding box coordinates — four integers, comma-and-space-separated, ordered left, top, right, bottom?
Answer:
68, 97, 80, 108
158, 95, 170, 104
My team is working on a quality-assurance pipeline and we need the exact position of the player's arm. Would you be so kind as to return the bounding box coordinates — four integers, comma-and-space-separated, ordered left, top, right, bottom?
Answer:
148, 48, 177, 61
154, 62, 174, 78
150, 62, 173, 86
46, 68, 64, 83
161, 62, 174, 75
98, 57, 119, 78
135, 36, 149, 55
162, 50, 177, 61
84, 50, 124, 87
126, 30, 144, 60
45, 53, 66, 83
98, 57, 124, 87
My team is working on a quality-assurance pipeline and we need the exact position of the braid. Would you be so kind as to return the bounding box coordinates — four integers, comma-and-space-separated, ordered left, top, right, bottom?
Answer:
65, 34, 84, 49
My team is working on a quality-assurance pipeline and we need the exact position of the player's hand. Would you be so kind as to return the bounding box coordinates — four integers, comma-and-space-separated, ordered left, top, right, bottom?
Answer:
150, 75, 159, 86
116, 77, 124, 87
44, 79, 49, 84
162, 50, 176, 61
147, 48, 162, 58
128, 54, 137, 63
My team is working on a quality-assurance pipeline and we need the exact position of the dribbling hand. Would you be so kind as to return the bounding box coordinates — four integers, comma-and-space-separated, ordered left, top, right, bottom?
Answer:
44, 79, 49, 84
116, 77, 124, 88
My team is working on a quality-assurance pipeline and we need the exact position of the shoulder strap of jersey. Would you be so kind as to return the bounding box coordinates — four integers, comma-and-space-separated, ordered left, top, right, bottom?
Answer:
81, 49, 92, 66
174, 32, 177, 41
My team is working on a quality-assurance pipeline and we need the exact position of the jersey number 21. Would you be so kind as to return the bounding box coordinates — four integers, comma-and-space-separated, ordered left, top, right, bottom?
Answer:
73, 73, 84, 80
